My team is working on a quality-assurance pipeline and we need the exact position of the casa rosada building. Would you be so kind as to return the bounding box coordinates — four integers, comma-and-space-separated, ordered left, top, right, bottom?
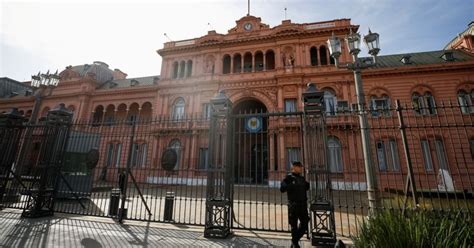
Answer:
1, 16, 474, 192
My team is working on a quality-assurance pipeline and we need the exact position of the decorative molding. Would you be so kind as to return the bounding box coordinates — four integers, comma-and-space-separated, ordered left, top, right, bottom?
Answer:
368, 86, 392, 98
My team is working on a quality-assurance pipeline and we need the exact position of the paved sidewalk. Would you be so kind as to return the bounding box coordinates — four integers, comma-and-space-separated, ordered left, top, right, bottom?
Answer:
0, 208, 318, 247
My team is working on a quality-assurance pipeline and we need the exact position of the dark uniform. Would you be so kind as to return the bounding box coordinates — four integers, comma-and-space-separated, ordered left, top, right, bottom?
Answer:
280, 172, 310, 247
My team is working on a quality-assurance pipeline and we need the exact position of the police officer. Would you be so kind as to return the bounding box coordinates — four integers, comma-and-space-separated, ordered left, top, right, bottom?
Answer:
280, 161, 309, 248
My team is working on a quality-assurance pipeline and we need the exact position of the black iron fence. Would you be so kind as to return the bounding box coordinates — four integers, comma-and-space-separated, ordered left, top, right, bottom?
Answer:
0, 99, 473, 238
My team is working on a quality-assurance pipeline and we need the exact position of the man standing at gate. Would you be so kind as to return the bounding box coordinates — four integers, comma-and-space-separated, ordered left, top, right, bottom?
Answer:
280, 161, 310, 248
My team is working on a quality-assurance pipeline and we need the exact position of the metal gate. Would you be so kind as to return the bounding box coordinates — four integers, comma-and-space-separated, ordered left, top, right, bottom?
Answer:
1, 88, 336, 243
0, 104, 75, 217
204, 86, 336, 244
2, 89, 473, 242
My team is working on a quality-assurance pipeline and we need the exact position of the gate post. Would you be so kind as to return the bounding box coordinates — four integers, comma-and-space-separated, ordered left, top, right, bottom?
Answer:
204, 90, 234, 238
22, 103, 73, 218
0, 108, 26, 208
302, 83, 337, 247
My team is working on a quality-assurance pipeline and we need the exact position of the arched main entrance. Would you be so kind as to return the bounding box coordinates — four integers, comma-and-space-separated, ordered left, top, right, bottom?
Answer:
232, 98, 268, 184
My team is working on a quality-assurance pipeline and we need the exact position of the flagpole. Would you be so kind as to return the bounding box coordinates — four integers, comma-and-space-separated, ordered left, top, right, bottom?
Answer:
247, 0, 250, 16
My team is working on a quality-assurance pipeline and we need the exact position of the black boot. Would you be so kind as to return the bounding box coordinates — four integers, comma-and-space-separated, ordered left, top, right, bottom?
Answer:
291, 240, 300, 248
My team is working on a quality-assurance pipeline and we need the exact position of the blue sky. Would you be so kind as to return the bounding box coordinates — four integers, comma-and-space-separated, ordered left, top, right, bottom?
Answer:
1, 0, 473, 81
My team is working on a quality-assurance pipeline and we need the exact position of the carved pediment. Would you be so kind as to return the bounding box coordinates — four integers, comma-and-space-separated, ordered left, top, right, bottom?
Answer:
228, 15, 269, 34
198, 30, 224, 45
271, 22, 303, 36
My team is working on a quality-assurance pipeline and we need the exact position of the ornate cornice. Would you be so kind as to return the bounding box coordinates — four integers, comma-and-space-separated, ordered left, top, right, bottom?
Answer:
157, 26, 354, 56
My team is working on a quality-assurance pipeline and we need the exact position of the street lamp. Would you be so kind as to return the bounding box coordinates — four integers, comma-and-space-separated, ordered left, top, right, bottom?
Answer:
29, 70, 60, 123
15, 70, 60, 175
327, 29, 381, 212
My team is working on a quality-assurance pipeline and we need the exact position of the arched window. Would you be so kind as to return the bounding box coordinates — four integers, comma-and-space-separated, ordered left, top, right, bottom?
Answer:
243, 52, 252, 72
310, 46, 318, 66
255, 51, 264, 71
169, 139, 181, 170
328, 137, 343, 173
323, 89, 337, 116
179, 61, 186, 78
93, 105, 104, 124
223, 55, 231, 74
265, 50, 275, 70
186, 60, 193, 77
116, 103, 127, 121
104, 104, 115, 125
319, 46, 328, 65
172, 98, 185, 120
172, 61, 179, 79
233, 54, 242, 73
412, 91, 436, 115
140, 102, 153, 121
127, 103, 139, 122
457, 89, 474, 114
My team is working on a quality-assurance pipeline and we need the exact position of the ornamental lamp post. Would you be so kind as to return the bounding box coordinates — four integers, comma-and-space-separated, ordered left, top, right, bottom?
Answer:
15, 70, 60, 176
29, 70, 60, 124
327, 29, 382, 213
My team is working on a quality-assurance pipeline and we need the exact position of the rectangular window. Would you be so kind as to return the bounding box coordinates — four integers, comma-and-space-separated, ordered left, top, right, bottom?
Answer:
106, 144, 115, 167
114, 144, 122, 168
131, 144, 147, 168
435, 139, 448, 170
324, 96, 337, 116
418, 96, 427, 115
376, 141, 387, 172
199, 148, 209, 170
337, 101, 349, 113
141, 144, 147, 167
458, 94, 470, 114
389, 140, 400, 171
421, 140, 433, 171
131, 144, 139, 167
328, 143, 343, 173
173, 106, 185, 120
286, 148, 301, 171
351, 103, 358, 113
426, 95, 437, 115
284, 99, 297, 112
203, 103, 212, 120
371, 98, 390, 117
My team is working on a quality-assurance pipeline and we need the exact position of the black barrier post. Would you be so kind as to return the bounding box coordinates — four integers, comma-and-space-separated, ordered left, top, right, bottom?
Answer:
118, 120, 136, 223
204, 90, 234, 238
302, 83, 337, 247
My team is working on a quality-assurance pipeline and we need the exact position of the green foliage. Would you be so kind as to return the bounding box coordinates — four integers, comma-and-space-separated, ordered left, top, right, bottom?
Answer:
352, 210, 473, 248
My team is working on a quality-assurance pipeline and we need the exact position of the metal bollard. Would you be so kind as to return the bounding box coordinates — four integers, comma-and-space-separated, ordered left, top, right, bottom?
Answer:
109, 188, 121, 216
164, 192, 175, 221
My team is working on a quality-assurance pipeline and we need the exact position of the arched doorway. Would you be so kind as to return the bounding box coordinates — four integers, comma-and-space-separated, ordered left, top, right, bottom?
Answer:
232, 98, 268, 184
